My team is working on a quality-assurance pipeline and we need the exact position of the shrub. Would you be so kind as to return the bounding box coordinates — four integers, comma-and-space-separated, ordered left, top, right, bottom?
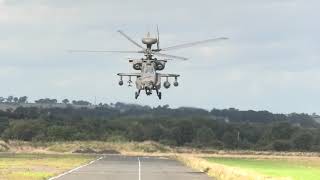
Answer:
273, 140, 292, 151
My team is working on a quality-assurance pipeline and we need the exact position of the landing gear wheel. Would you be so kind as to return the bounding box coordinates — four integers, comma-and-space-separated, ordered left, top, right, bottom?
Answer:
157, 92, 162, 100
135, 92, 139, 99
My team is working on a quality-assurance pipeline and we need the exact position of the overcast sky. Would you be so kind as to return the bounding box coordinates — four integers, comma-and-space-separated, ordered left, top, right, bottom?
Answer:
0, 0, 319, 114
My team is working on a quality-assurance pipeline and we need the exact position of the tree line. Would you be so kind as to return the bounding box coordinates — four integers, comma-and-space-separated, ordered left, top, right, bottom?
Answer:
0, 102, 319, 152
0, 96, 28, 103
0, 96, 91, 106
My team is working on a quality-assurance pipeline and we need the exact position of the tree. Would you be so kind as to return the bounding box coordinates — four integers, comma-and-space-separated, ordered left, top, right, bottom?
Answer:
293, 133, 314, 151
0, 102, 318, 152
239, 123, 262, 144
142, 124, 163, 141
18, 96, 28, 103
193, 127, 216, 146
13, 97, 19, 103
35, 98, 58, 104
222, 131, 238, 149
72, 100, 91, 106
271, 122, 294, 140
0, 117, 9, 134
0, 97, 5, 103
171, 121, 194, 146
273, 140, 292, 151
47, 126, 77, 141
62, 99, 69, 104
4, 120, 44, 141
6, 96, 13, 103
127, 125, 144, 141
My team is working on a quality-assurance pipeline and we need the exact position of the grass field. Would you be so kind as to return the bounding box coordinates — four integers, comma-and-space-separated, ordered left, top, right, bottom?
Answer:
206, 157, 320, 180
0, 153, 96, 180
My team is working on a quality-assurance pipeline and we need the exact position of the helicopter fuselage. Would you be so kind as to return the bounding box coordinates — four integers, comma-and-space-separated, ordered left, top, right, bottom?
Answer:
135, 60, 161, 94
118, 57, 180, 99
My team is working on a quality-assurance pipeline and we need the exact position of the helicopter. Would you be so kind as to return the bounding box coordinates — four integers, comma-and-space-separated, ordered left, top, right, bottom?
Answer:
70, 27, 228, 99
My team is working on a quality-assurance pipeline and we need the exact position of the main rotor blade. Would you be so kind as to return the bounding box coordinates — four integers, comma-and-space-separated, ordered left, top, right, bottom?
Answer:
68, 50, 142, 53
161, 37, 228, 51
117, 30, 146, 50
152, 52, 188, 60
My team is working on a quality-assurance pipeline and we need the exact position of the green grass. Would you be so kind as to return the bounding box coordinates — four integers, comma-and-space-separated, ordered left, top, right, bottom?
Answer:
0, 153, 96, 180
206, 157, 320, 180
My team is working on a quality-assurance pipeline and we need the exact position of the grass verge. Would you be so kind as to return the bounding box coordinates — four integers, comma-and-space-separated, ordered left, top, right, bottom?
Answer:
1, 140, 172, 154
175, 155, 291, 180
0, 153, 96, 180
207, 157, 320, 180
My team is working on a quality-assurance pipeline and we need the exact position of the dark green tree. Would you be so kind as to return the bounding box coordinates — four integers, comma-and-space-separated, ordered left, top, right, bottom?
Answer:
13, 97, 19, 103
62, 99, 69, 104
293, 133, 314, 151
18, 96, 28, 103
222, 131, 238, 149
193, 127, 216, 146
273, 140, 292, 151
271, 122, 294, 140
6, 96, 13, 103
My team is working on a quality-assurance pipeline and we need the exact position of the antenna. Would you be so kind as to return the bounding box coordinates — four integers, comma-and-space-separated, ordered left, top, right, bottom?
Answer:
156, 25, 160, 50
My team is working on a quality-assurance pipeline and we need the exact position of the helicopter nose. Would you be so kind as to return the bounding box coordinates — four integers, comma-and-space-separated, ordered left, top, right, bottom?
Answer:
143, 81, 153, 88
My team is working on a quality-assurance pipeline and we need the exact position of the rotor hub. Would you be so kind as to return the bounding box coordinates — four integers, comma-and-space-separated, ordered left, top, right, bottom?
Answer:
142, 37, 158, 45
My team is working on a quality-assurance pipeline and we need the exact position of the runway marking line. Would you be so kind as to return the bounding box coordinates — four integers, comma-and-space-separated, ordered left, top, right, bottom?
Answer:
138, 157, 141, 180
48, 156, 104, 180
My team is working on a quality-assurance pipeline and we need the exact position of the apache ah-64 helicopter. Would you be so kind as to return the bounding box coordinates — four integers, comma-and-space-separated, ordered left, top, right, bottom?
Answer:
71, 27, 227, 99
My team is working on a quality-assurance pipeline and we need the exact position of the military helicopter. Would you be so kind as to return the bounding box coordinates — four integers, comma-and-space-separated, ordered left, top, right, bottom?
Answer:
70, 27, 227, 99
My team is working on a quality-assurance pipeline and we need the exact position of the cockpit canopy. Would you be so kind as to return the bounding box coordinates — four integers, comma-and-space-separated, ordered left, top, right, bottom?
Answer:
143, 64, 155, 74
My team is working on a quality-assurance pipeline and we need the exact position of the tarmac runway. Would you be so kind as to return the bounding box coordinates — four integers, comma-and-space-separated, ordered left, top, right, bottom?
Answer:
51, 155, 213, 180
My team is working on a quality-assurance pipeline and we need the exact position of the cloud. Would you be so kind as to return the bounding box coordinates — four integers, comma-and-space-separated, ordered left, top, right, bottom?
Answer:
0, 0, 319, 114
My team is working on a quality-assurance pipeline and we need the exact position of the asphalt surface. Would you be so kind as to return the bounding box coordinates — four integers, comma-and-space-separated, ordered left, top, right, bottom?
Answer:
53, 155, 213, 180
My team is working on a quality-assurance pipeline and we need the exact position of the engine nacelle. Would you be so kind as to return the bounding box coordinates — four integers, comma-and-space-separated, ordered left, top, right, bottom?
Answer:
119, 80, 124, 86
155, 61, 166, 71
133, 63, 142, 70
173, 81, 179, 87
163, 81, 171, 89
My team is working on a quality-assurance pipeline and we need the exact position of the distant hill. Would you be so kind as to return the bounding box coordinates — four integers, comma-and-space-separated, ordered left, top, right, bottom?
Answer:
0, 101, 319, 151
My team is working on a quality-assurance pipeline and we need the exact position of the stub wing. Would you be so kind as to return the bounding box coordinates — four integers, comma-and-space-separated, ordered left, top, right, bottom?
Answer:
159, 73, 180, 78
117, 73, 141, 77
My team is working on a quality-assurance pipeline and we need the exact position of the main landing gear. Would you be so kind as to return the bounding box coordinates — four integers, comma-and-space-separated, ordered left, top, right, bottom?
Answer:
157, 92, 162, 100
156, 89, 162, 100
135, 90, 141, 99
